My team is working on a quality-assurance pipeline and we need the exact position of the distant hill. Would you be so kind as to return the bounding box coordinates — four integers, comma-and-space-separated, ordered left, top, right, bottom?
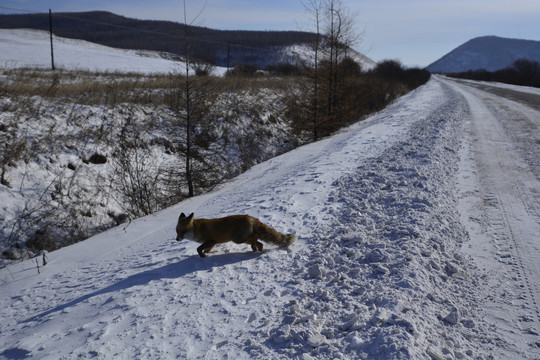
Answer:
427, 36, 540, 73
0, 11, 366, 70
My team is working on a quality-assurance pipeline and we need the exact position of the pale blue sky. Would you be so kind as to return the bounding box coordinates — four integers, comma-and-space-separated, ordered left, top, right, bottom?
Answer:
2, 0, 539, 67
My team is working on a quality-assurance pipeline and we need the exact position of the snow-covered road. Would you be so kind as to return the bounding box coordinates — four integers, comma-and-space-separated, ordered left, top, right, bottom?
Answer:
450, 77, 540, 358
1, 77, 540, 359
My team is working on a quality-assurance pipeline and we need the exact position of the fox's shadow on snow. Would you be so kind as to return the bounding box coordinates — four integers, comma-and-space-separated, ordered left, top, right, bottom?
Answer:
24, 251, 263, 323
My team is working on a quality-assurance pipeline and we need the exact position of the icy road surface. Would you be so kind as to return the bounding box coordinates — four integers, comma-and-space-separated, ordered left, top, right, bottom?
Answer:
1, 77, 540, 359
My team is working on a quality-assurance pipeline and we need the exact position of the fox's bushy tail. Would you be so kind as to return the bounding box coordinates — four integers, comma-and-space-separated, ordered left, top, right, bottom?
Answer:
255, 220, 296, 247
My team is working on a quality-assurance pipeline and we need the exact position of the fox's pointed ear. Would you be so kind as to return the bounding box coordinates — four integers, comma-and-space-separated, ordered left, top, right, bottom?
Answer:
179, 213, 186, 219
187, 213, 194, 221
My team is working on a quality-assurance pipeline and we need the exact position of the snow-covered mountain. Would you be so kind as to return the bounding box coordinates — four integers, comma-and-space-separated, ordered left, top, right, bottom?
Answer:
427, 35, 540, 73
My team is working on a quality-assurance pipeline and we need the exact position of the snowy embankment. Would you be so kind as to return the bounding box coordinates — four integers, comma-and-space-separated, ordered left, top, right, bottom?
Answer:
1, 77, 539, 359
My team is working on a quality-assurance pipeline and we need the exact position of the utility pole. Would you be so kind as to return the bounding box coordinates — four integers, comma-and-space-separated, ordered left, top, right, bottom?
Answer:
227, 42, 231, 71
49, 9, 55, 71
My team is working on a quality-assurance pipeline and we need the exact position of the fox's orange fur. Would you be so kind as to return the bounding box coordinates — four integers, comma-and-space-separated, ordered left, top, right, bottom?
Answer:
175, 213, 296, 257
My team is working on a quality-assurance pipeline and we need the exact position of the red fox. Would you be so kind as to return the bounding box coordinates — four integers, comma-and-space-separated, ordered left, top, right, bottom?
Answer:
175, 213, 296, 257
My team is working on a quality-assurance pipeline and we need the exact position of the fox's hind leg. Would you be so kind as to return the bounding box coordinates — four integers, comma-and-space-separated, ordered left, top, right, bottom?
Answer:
197, 240, 216, 258
250, 239, 263, 252
243, 233, 263, 252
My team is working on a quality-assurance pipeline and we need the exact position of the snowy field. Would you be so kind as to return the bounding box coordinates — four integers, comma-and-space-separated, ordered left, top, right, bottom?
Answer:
1, 73, 540, 359
0, 29, 228, 75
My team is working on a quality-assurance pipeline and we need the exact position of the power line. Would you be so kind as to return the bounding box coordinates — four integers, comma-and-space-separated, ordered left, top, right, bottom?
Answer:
0, 6, 41, 14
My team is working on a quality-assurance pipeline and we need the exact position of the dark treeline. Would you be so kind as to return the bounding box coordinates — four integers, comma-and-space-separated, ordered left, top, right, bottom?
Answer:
0, 11, 317, 68
447, 59, 540, 88
370, 59, 431, 90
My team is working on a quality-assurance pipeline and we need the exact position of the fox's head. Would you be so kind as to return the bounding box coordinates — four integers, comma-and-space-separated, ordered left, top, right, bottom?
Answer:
176, 212, 194, 241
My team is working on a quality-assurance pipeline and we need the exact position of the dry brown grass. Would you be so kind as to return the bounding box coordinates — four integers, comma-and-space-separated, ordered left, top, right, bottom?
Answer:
0, 68, 293, 106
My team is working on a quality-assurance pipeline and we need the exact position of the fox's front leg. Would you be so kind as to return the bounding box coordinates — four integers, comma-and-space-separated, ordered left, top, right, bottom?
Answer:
197, 240, 216, 258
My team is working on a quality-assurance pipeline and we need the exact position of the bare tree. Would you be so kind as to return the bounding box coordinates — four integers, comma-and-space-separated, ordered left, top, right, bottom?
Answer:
301, 0, 324, 141
112, 122, 161, 217
176, 0, 212, 198
321, 0, 360, 124
298, 0, 361, 140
